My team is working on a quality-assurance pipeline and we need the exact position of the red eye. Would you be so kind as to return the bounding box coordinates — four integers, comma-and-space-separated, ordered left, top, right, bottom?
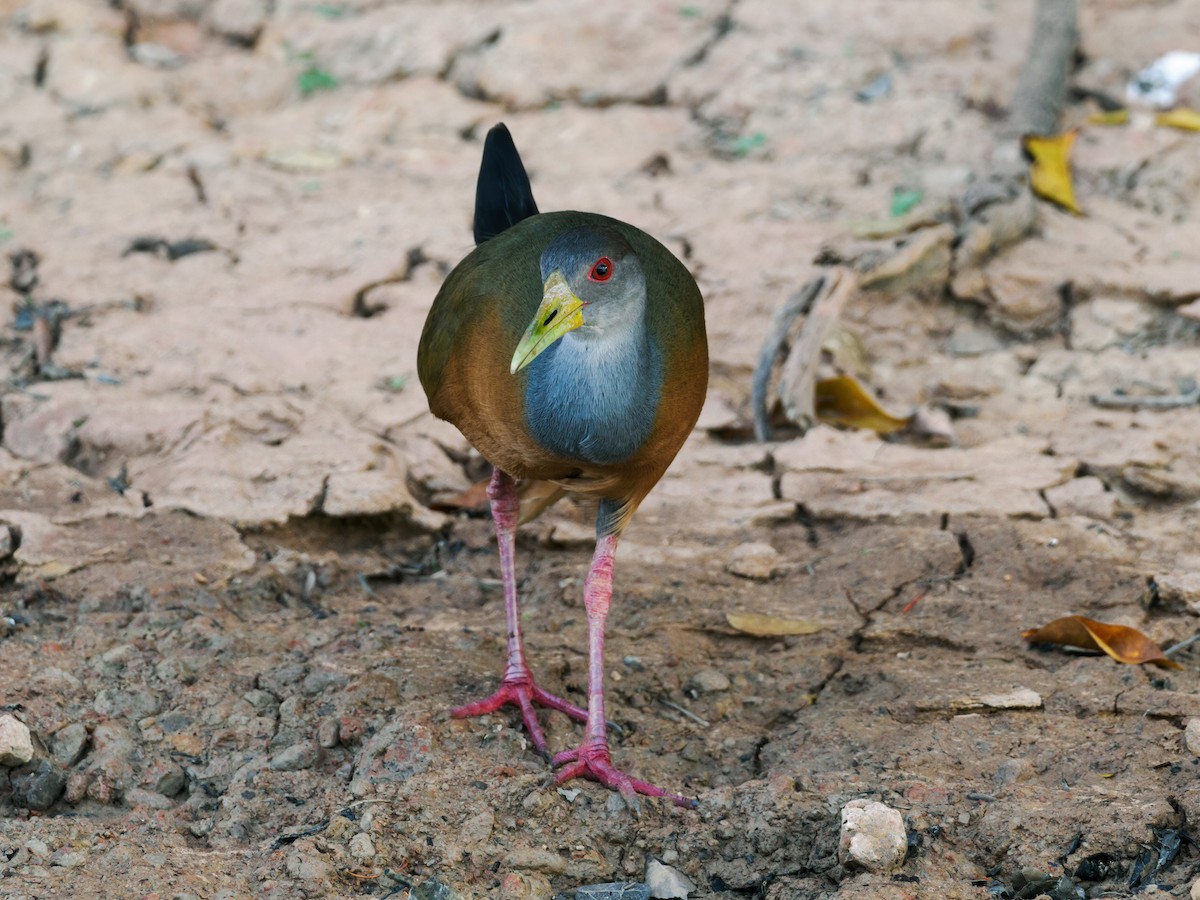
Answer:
588, 257, 614, 282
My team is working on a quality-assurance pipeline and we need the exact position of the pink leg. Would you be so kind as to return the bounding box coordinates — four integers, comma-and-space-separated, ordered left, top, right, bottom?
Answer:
551, 534, 698, 810
450, 468, 588, 755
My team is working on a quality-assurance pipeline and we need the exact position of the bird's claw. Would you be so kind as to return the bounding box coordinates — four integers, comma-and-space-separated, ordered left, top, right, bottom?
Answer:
450, 676, 588, 756
551, 739, 697, 811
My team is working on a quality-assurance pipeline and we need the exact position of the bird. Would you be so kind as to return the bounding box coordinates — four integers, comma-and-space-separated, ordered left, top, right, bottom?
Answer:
418, 123, 708, 809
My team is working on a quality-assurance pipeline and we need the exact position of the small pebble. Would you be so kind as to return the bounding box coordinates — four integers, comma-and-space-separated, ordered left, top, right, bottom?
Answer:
839, 799, 907, 873
317, 718, 341, 749
49, 849, 86, 868
689, 669, 731, 694
726, 542, 780, 580
50, 723, 90, 767
1184, 718, 1200, 757
25, 837, 50, 857
270, 741, 321, 771
0, 714, 34, 767
1190, 877, 1200, 900
12, 759, 66, 810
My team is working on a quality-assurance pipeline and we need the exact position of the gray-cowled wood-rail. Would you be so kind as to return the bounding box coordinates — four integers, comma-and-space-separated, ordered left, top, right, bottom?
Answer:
418, 124, 707, 808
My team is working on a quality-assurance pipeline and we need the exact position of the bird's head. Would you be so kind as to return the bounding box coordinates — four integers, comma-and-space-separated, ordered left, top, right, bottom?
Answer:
510, 225, 647, 374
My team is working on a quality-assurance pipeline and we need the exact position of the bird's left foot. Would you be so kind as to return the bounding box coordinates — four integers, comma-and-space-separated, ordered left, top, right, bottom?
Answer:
552, 738, 698, 811
450, 675, 587, 758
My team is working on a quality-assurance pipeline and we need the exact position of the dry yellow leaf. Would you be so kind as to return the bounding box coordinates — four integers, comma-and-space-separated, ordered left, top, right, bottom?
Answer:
1022, 130, 1084, 215
726, 612, 823, 637
1155, 107, 1200, 132
1087, 109, 1130, 126
815, 375, 911, 434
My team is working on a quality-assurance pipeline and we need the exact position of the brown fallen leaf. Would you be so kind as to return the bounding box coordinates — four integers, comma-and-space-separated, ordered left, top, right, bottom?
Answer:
1022, 615, 1181, 670
726, 612, 823, 637
1022, 130, 1084, 215
1155, 107, 1200, 132
815, 375, 911, 434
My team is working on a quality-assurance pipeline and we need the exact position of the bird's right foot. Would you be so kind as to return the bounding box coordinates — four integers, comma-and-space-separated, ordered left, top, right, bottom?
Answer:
450, 675, 588, 757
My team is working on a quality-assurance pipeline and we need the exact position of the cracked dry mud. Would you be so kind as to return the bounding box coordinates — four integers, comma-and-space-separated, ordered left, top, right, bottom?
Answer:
2, 0, 1200, 898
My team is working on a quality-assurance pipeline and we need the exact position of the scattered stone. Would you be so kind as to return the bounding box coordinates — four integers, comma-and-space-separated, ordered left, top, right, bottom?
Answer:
144, 760, 187, 797
49, 848, 86, 868
688, 669, 731, 694
1191, 876, 1200, 900
25, 837, 50, 857
1185, 719, 1200, 757
839, 799, 907, 873
1155, 570, 1200, 607
50, 723, 90, 767
994, 757, 1034, 787
269, 741, 321, 772
348, 832, 376, 861
317, 718, 341, 749
11, 759, 66, 810
205, 0, 269, 45
645, 858, 696, 899
575, 884, 650, 900
0, 715, 35, 767
726, 542, 780, 580
303, 669, 349, 696
243, 689, 278, 710
923, 687, 1044, 713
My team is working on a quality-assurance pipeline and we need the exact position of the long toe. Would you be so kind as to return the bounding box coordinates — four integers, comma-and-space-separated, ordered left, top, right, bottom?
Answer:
552, 740, 697, 810
451, 676, 587, 756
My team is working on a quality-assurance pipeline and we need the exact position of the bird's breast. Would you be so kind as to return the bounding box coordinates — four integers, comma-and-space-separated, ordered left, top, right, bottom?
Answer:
522, 330, 663, 466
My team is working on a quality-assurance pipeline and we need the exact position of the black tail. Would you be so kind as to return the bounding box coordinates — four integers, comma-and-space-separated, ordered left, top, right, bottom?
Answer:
473, 124, 539, 246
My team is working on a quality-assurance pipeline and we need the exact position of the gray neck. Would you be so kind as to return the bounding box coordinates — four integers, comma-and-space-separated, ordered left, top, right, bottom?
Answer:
523, 319, 661, 466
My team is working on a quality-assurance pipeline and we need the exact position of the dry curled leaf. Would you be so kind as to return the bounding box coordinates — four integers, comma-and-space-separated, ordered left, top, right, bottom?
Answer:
815, 375, 911, 434
1022, 615, 1181, 669
1022, 130, 1083, 215
1155, 107, 1200, 132
726, 612, 823, 637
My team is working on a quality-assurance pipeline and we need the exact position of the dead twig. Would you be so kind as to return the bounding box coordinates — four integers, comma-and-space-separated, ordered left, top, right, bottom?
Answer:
1164, 632, 1200, 657
775, 268, 859, 435
1089, 387, 1200, 410
751, 277, 824, 441
657, 696, 710, 728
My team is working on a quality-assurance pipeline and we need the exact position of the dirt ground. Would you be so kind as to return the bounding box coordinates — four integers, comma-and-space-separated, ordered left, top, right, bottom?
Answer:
3, 0, 1200, 897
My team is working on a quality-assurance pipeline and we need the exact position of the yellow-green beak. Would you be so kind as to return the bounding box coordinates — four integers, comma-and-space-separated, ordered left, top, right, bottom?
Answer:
510, 271, 585, 374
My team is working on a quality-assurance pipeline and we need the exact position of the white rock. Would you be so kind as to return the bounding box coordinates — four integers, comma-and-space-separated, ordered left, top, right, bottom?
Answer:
727, 542, 780, 580
839, 799, 907, 873
1190, 876, 1200, 900
979, 687, 1043, 710
0, 714, 34, 767
647, 857, 697, 899
1185, 719, 1200, 757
